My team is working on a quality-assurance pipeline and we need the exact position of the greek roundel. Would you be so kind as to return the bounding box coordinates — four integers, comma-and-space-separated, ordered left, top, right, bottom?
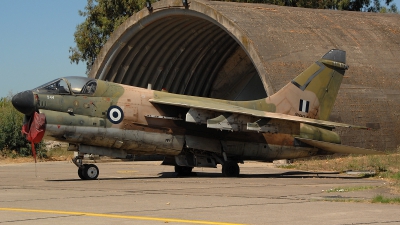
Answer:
299, 99, 309, 113
107, 105, 124, 124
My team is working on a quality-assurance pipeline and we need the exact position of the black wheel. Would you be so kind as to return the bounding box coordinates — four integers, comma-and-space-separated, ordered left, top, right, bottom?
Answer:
222, 161, 240, 177
175, 166, 193, 176
83, 164, 99, 180
78, 167, 86, 180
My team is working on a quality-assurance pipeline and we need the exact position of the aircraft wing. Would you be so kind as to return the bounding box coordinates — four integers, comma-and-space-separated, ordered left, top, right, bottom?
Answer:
296, 138, 385, 155
149, 97, 369, 130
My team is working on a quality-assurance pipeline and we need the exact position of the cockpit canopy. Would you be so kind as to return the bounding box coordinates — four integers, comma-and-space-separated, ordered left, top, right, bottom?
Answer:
33, 76, 97, 95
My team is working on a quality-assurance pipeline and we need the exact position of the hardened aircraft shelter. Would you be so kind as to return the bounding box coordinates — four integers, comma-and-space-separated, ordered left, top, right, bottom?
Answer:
89, 0, 400, 150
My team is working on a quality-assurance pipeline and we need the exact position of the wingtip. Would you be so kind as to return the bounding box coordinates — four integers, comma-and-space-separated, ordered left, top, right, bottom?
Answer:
322, 49, 346, 64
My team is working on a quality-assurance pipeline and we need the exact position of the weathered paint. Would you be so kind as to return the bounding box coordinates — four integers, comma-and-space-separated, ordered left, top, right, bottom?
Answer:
33, 50, 381, 164
6, 50, 385, 182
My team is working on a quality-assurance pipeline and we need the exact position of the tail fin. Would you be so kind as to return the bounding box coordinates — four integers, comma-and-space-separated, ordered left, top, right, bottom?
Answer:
266, 49, 349, 120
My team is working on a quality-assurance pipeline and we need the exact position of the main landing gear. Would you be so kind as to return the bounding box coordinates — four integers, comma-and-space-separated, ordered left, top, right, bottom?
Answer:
174, 165, 193, 176
212, 154, 240, 177
221, 161, 240, 177
174, 162, 240, 177
73, 156, 99, 180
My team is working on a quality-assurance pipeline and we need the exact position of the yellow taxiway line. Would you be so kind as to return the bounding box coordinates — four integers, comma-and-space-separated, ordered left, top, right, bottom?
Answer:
0, 207, 246, 225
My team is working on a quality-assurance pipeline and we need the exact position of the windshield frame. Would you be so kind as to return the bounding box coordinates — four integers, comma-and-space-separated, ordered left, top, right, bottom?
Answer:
32, 78, 71, 95
32, 76, 97, 96
66, 76, 97, 95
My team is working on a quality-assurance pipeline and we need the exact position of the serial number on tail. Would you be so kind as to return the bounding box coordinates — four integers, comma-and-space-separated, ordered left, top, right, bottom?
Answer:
295, 112, 313, 119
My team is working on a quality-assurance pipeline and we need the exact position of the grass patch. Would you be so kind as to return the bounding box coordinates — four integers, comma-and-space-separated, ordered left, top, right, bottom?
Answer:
291, 153, 400, 174
46, 145, 73, 160
326, 186, 376, 193
1, 142, 74, 163
284, 149, 400, 193
320, 198, 366, 203
277, 164, 296, 169
372, 195, 400, 204
390, 172, 400, 180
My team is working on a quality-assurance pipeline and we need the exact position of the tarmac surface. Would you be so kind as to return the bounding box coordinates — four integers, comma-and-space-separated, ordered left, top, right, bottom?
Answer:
0, 160, 399, 225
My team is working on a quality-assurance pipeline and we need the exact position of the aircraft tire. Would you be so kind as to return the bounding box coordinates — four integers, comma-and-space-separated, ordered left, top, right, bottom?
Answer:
222, 161, 240, 177
83, 164, 99, 180
175, 166, 193, 176
78, 167, 86, 180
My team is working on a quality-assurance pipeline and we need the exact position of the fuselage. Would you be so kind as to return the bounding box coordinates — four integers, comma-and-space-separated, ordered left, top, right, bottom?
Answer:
15, 76, 337, 161
12, 50, 381, 180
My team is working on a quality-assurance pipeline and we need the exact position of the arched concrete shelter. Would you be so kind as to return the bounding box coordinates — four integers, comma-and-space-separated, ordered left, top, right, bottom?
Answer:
89, 0, 400, 150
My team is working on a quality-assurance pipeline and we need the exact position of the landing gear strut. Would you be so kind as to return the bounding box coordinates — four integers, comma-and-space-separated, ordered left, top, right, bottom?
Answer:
222, 161, 240, 177
73, 156, 99, 180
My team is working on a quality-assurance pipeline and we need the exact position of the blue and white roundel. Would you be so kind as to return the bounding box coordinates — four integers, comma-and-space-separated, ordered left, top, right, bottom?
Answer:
107, 106, 124, 124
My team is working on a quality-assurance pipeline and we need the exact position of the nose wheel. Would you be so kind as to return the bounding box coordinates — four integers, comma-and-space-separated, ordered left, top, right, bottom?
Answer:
78, 164, 99, 180
73, 156, 99, 180
78, 167, 85, 180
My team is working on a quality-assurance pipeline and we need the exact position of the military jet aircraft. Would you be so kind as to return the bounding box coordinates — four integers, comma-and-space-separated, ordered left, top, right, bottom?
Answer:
12, 49, 383, 180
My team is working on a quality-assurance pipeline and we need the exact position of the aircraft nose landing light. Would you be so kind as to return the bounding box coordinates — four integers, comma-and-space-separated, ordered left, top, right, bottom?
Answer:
12, 90, 36, 115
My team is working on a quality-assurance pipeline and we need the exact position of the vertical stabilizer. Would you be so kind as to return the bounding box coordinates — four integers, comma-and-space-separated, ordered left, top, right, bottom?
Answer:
266, 49, 349, 120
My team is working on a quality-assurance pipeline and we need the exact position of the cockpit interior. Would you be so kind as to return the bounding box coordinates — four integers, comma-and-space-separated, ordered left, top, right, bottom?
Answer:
33, 77, 97, 95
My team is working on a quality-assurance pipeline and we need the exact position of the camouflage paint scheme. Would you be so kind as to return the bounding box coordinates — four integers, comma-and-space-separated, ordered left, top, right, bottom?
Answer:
12, 49, 383, 179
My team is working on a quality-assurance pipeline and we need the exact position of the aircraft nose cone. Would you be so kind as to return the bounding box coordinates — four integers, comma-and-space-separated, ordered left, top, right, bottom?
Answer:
12, 91, 36, 115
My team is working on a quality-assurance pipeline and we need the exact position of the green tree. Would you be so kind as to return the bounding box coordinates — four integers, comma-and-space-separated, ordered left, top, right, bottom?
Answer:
0, 97, 30, 156
367, 0, 399, 12
69, 0, 148, 74
228, 0, 397, 11
0, 97, 45, 158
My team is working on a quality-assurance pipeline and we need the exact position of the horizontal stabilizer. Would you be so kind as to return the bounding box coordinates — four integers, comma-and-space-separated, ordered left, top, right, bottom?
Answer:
296, 138, 385, 155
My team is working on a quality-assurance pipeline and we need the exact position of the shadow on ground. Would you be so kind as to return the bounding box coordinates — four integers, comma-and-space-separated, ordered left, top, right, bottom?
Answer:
46, 170, 364, 182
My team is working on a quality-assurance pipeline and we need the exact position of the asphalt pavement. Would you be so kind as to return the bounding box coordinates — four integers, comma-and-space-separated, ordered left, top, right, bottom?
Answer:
0, 160, 399, 225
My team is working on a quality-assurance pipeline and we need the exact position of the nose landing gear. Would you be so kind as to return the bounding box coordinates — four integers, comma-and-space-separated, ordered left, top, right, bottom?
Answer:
73, 156, 99, 180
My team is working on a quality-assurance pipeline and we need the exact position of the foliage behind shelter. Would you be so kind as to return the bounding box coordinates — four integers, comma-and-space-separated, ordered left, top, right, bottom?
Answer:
0, 97, 44, 158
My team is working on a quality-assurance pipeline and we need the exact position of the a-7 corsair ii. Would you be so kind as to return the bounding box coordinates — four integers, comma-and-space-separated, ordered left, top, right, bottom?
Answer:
12, 49, 383, 180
